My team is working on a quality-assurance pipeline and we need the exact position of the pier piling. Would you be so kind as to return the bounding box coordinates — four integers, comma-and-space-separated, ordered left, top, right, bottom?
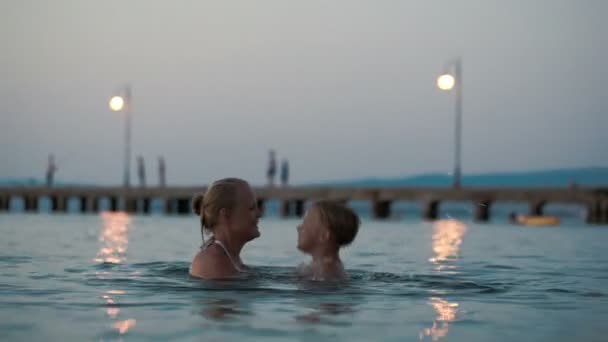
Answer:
281, 200, 291, 218
424, 200, 439, 220
0, 196, 8, 211
109, 197, 118, 212
164, 198, 174, 214
142, 198, 151, 214
474, 200, 492, 222
176, 198, 190, 214
373, 200, 391, 219
294, 200, 305, 217
257, 199, 265, 216
529, 200, 546, 216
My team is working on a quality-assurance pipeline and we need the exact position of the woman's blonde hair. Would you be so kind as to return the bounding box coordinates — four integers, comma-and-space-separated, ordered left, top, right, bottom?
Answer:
192, 178, 250, 239
314, 200, 360, 247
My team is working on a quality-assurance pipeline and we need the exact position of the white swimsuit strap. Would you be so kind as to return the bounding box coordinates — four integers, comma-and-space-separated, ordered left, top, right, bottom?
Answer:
213, 240, 245, 273
200, 237, 214, 250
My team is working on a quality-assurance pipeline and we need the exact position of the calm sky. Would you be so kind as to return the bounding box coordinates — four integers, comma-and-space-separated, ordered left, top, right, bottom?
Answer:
1, 1, 606, 185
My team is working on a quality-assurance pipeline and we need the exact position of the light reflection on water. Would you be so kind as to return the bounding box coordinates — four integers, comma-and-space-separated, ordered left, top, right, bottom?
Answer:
94, 212, 137, 338
101, 288, 137, 337
429, 219, 467, 267
421, 219, 468, 341
103, 290, 125, 318
113, 319, 137, 334
94, 212, 131, 264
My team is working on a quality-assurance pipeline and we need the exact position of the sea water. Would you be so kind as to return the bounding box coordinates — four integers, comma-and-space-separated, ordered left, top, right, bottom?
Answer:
0, 213, 607, 341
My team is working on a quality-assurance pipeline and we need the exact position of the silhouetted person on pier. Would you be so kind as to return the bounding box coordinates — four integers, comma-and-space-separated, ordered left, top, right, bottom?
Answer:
46, 154, 57, 187
267, 150, 277, 186
280, 159, 289, 186
137, 156, 146, 187
158, 156, 166, 187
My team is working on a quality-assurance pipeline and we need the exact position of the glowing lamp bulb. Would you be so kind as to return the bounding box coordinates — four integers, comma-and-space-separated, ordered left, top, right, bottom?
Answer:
109, 96, 125, 111
437, 74, 455, 90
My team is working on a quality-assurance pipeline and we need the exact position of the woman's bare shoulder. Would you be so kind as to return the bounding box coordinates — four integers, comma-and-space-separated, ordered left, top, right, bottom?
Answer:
189, 246, 237, 279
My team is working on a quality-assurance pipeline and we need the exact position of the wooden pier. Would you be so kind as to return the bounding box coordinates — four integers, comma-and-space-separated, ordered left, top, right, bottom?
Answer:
0, 186, 607, 224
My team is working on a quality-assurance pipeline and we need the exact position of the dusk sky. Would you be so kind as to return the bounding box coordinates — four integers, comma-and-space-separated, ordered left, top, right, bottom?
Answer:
1, 1, 606, 185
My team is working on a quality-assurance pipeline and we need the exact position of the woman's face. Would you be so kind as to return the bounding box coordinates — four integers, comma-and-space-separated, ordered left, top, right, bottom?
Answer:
227, 184, 261, 242
297, 207, 326, 253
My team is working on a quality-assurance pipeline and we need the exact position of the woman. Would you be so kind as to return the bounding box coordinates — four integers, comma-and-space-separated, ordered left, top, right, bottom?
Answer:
190, 178, 261, 279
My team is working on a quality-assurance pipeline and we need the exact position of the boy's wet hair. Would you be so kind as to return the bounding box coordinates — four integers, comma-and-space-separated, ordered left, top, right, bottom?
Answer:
314, 200, 360, 247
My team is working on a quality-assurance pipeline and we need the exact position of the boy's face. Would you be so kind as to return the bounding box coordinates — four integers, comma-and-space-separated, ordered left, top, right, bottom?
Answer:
297, 207, 327, 253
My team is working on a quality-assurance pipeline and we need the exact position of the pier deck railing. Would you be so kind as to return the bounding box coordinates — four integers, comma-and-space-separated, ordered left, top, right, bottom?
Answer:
0, 186, 606, 224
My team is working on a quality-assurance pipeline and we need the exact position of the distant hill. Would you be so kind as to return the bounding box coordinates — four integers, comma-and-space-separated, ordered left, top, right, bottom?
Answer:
0, 178, 43, 187
2, 167, 607, 188
308, 167, 608, 188
0, 178, 94, 187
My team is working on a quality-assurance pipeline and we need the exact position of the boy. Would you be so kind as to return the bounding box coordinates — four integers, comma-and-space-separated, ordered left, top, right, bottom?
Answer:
296, 201, 360, 281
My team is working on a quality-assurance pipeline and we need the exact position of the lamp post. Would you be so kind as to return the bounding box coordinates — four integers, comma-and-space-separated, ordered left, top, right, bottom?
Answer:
109, 85, 132, 188
437, 59, 462, 189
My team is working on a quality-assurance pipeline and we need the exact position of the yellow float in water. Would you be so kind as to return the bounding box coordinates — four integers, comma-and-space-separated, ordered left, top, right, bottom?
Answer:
515, 215, 560, 226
